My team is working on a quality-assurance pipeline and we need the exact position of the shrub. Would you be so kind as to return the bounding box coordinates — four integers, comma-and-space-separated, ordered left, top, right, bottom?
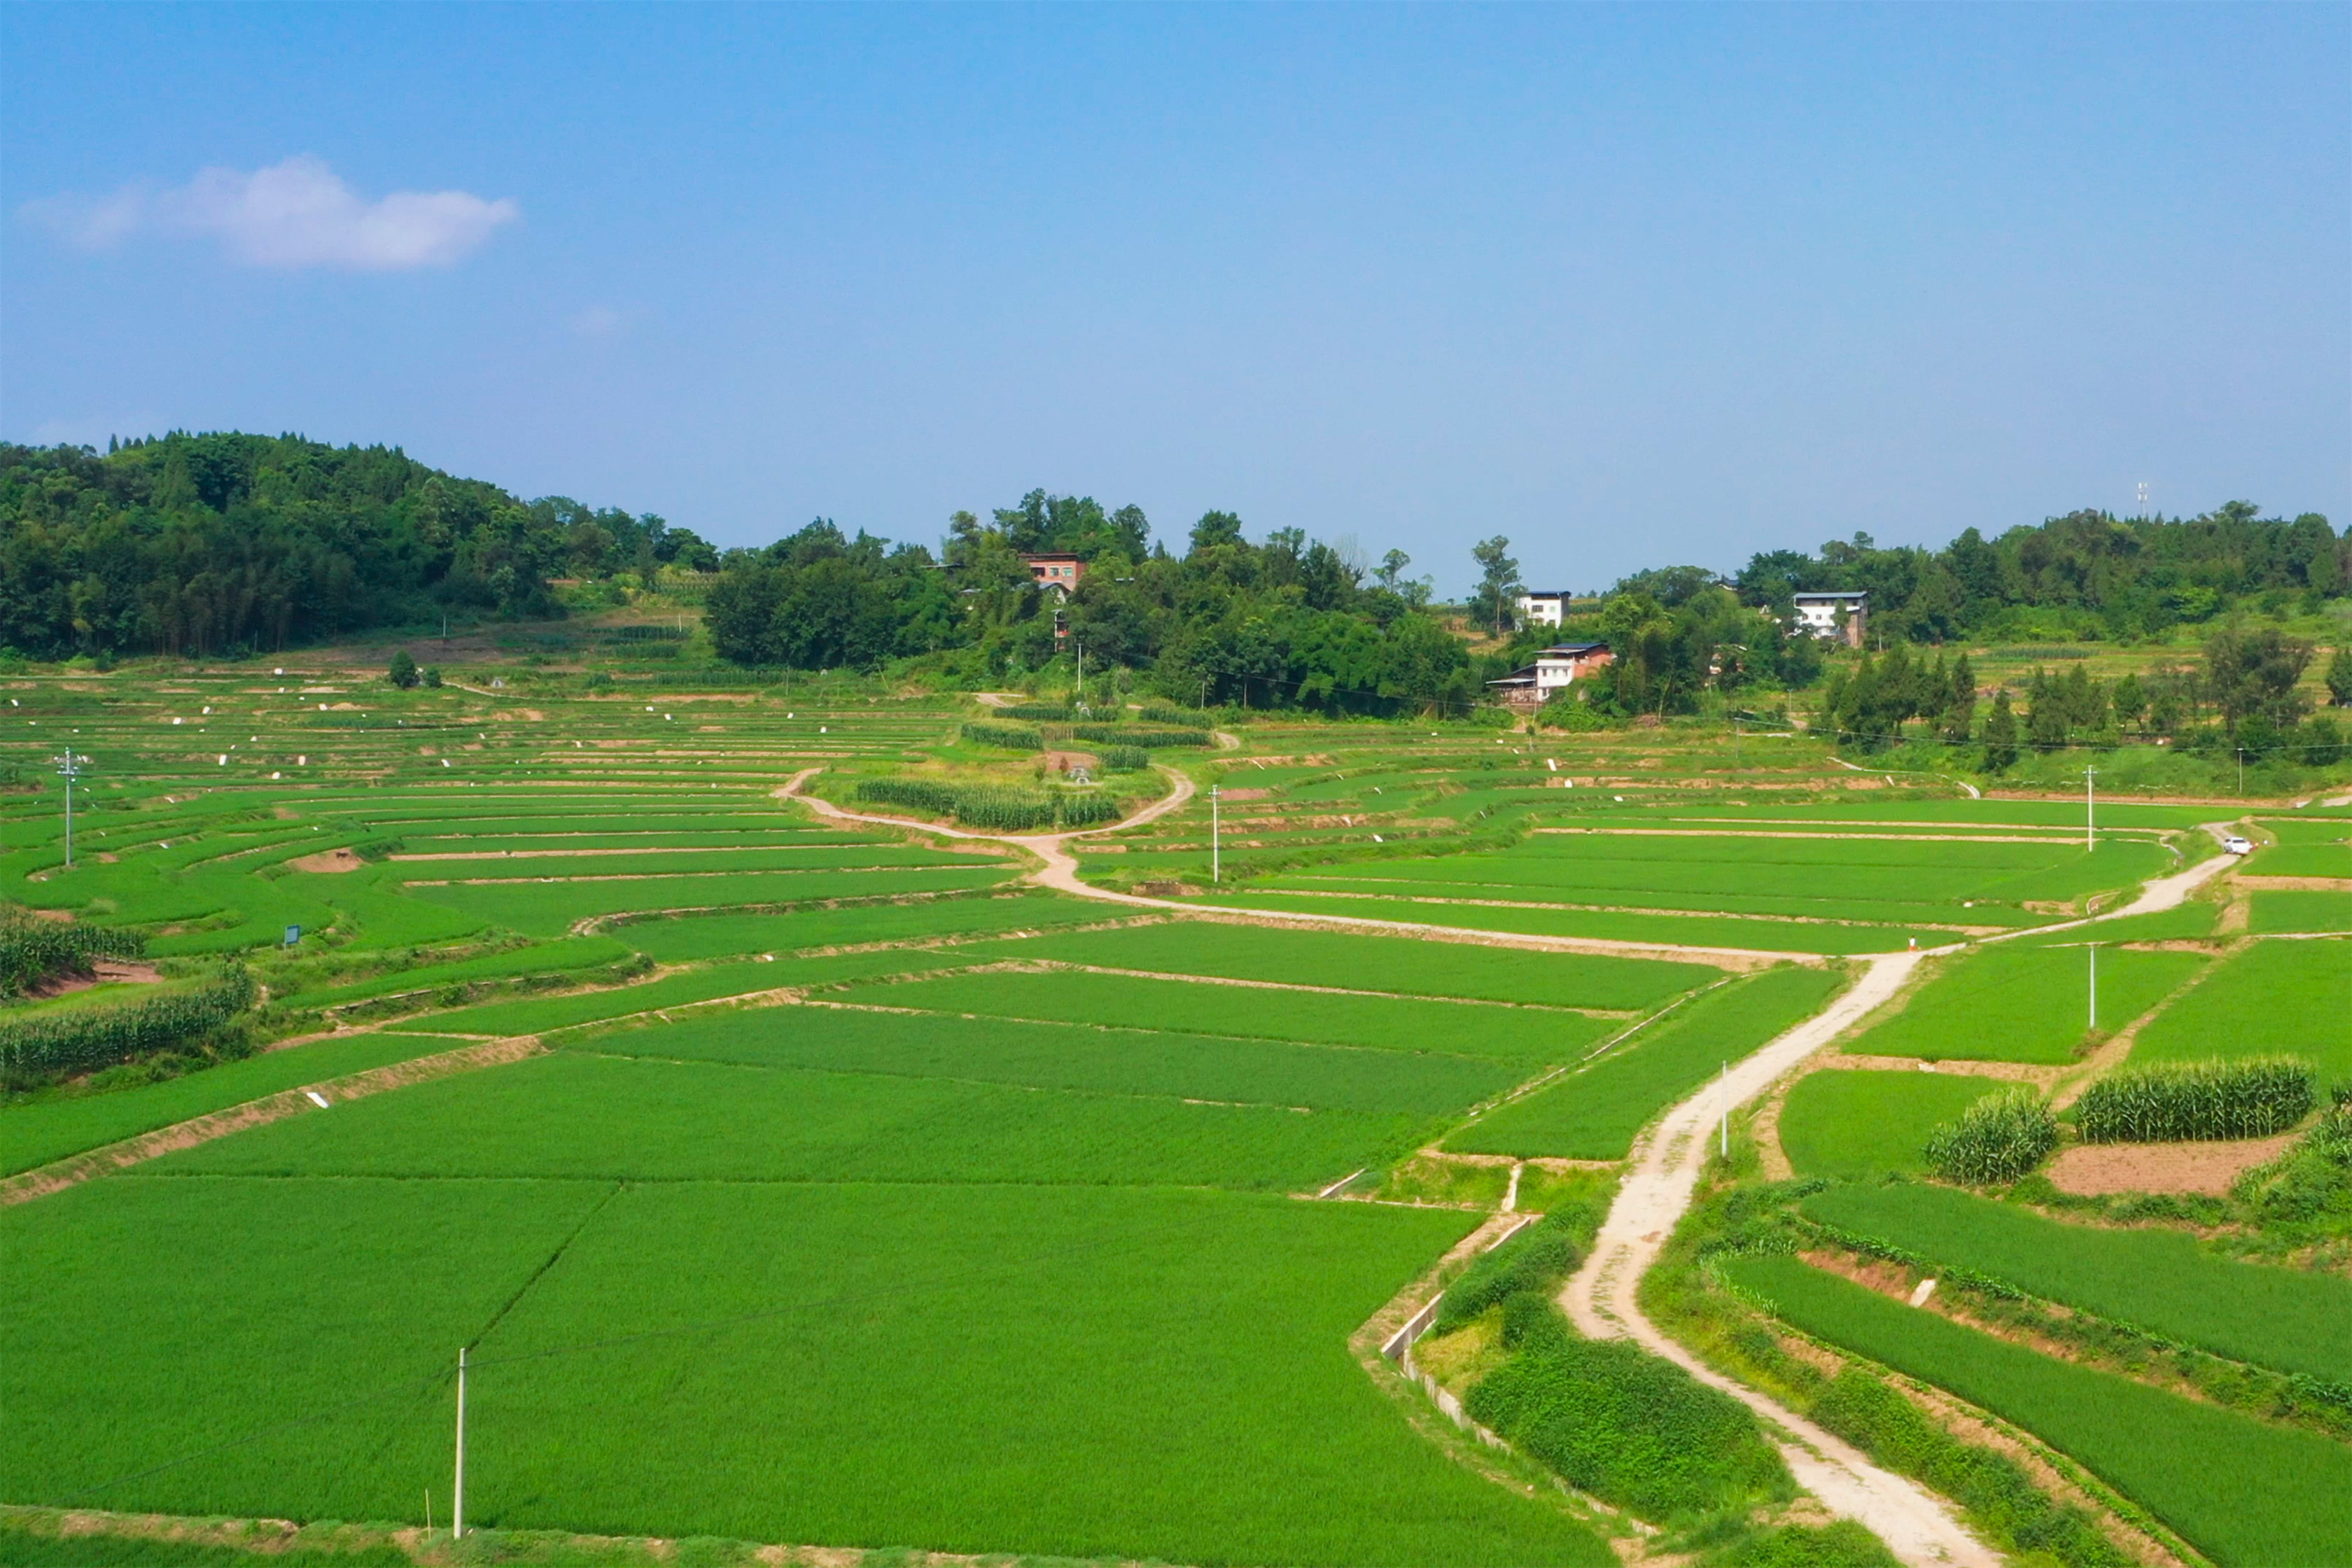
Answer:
2073, 1057, 2314, 1143
0, 967, 255, 1085
1922, 1087, 2057, 1184
1070, 723, 1210, 748
421, 666, 442, 688
1435, 1210, 1586, 1332
1098, 745, 1149, 773
959, 721, 1042, 750
0, 909, 146, 997
387, 650, 419, 688
1466, 1320, 1793, 1525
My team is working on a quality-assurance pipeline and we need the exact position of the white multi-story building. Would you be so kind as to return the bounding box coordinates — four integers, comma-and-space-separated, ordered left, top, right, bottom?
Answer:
1791, 591, 1868, 648
1513, 591, 1569, 627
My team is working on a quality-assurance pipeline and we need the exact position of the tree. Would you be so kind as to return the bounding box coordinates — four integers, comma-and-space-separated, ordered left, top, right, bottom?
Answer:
2326, 644, 2352, 708
1376, 549, 1411, 591
1189, 510, 1245, 554
421, 665, 442, 688
387, 650, 419, 689
1983, 689, 2019, 771
1469, 536, 1521, 634
2204, 624, 2314, 731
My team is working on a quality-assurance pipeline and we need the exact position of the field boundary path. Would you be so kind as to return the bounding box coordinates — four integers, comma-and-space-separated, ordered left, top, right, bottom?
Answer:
0, 1036, 542, 1207
1558, 950, 2003, 1568
780, 769, 1805, 967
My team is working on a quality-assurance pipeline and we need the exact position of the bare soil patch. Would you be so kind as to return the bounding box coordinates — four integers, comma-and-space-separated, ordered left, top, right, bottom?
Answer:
286, 847, 365, 874
2047, 1135, 2295, 1196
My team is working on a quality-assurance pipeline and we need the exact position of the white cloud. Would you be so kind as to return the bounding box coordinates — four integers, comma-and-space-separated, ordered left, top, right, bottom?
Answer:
21, 155, 517, 271
568, 304, 628, 338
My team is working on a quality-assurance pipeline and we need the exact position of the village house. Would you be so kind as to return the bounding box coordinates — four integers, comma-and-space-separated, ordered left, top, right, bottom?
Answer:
1021, 553, 1086, 596
1486, 642, 1613, 710
1513, 590, 1571, 627
1791, 590, 1868, 648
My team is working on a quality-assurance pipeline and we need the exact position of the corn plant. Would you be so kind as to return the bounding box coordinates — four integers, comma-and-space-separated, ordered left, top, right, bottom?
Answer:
1070, 724, 1210, 748
0, 909, 146, 996
958, 722, 1043, 751
994, 704, 1070, 721
1054, 793, 1126, 828
949, 788, 1056, 831
0, 966, 255, 1084
2073, 1057, 2314, 1143
853, 778, 960, 816
1922, 1086, 2057, 1184
1098, 745, 1149, 773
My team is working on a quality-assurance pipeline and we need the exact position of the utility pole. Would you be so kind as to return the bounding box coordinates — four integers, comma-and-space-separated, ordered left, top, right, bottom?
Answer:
1210, 785, 1220, 884
452, 1347, 467, 1540
1732, 713, 1741, 770
1719, 1061, 1729, 1158
55, 751, 85, 868
1074, 640, 1084, 711
2085, 765, 2096, 853
2237, 748, 2246, 794
2088, 944, 2098, 1032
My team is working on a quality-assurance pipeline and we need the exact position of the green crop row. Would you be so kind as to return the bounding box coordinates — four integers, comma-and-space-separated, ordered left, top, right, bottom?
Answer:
1098, 745, 1149, 772
1723, 1254, 2352, 1566
852, 776, 1112, 832
1800, 1182, 2352, 1387
0, 968, 255, 1084
1922, 1087, 2056, 1184
0, 910, 146, 997
1068, 723, 1211, 748
992, 703, 1071, 721
958, 720, 1042, 750
2073, 1056, 2312, 1143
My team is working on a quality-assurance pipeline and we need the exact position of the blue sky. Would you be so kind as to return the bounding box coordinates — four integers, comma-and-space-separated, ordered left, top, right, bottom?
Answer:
4, 4, 2345, 593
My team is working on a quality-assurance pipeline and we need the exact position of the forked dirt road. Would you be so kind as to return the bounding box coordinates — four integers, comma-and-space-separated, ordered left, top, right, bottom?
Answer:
778, 767, 1805, 967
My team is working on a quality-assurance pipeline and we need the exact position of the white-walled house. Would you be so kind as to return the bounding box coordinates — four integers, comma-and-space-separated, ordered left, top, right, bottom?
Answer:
1791, 591, 1868, 648
1514, 591, 1569, 627
1487, 643, 1613, 709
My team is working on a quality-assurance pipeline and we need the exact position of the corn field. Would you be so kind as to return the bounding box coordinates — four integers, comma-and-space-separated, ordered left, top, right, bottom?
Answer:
1069, 723, 1211, 748
0, 967, 256, 1084
2073, 1057, 2314, 1143
0, 909, 146, 996
959, 721, 1043, 750
1099, 745, 1149, 773
995, 704, 1072, 721
1922, 1086, 2057, 1184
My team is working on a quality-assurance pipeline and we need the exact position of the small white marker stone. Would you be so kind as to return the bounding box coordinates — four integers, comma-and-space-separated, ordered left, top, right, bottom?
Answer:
305, 1091, 332, 1109
1908, 1278, 1938, 1308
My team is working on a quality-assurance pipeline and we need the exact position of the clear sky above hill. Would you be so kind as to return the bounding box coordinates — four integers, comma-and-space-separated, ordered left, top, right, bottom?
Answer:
4, 4, 2344, 592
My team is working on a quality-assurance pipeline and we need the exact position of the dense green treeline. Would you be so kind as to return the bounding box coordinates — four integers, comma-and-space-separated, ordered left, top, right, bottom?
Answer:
1722, 505, 2346, 643
0, 433, 715, 659
706, 500, 1481, 714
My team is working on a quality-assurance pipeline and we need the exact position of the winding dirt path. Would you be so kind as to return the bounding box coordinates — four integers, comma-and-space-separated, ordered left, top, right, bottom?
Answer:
1558, 951, 2001, 1567
778, 768, 1802, 967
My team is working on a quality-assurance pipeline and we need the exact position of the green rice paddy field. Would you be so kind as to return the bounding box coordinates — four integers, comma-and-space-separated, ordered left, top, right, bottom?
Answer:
5, 669, 2333, 1566
1842, 944, 2211, 1064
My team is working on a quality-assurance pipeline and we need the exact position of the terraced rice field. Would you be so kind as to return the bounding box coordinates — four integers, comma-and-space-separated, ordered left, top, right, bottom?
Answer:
1723, 1254, 2352, 1567
1775, 1069, 2006, 1180
2130, 937, 2352, 1079
1844, 943, 2212, 1064
5, 668, 2332, 1567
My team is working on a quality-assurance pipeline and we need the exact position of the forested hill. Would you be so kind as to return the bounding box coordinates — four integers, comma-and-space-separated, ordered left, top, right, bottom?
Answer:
0, 433, 713, 659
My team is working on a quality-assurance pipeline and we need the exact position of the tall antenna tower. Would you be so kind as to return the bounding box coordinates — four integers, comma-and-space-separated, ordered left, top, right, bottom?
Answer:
2135, 482, 2150, 516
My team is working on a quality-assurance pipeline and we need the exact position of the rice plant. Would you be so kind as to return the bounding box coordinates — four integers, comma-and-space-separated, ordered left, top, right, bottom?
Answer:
2072, 1057, 2314, 1143
1921, 1086, 2056, 1184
